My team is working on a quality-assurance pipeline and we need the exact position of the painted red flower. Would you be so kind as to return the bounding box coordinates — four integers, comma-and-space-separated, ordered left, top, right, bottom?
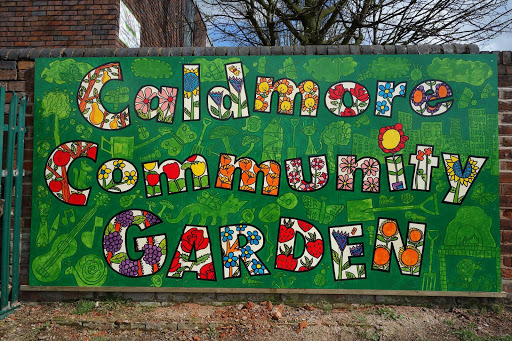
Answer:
181, 227, 209, 253
424, 148, 432, 156
169, 251, 182, 272
342, 108, 356, 116
416, 150, 425, 161
198, 262, 216, 280
378, 123, 409, 154
350, 83, 369, 102
163, 162, 180, 180
328, 84, 346, 100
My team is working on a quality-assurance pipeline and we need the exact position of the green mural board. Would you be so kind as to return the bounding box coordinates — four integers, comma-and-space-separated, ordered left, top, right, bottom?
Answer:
29, 54, 499, 293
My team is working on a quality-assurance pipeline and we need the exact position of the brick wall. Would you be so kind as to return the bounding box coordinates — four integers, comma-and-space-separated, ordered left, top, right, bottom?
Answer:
0, 45, 511, 295
0, 0, 208, 49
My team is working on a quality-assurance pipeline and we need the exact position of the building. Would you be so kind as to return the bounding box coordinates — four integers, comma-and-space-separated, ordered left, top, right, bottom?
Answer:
0, 0, 211, 49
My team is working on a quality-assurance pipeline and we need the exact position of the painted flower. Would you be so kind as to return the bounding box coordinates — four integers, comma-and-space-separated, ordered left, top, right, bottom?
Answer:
256, 77, 272, 95
144, 162, 156, 171
198, 262, 216, 280
251, 259, 266, 275
135, 87, 156, 114
191, 161, 206, 177
299, 181, 315, 191
332, 231, 349, 252
254, 95, 268, 111
410, 85, 426, 106
183, 67, 200, 98
113, 160, 125, 170
376, 101, 389, 115
445, 155, 479, 187
209, 91, 223, 107
416, 150, 425, 161
247, 231, 261, 245
350, 245, 364, 257
339, 156, 357, 174
363, 177, 379, 192
223, 252, 238, 268
163, 162, 180, 180
278, 96, 293, 114
408, 228, 423, 244
158, 87, 177, 112
435, 82, 452, 98
222, 227, 234, 242
361, 159, 379, 176
328, 83, 345, 100
378, 83, 394, 99
350, 83, 369, 102
299, 80, 317, 94
342, 107, 356, 116
288, 170, 301, 184
228, 77, 243, 93
378, 123, 409, 154
398, 247, 421, 269
302, 93, 318, 112
274, 79, 293, 95
236, 224, 247, 232
98, 165, 112, 180
317, 172, 328, 186
182, 227, 209, 253
169, 251, 182, 272
337, 174, 354, 190
379, 220, 398, 238
241, 245, 254, 259
399, 84, 406, 96
424, 148, 432, 156
290, 159, 301, 168
311, 157, 325, 170
373, 246, 391, 268
123, 170, 137, 185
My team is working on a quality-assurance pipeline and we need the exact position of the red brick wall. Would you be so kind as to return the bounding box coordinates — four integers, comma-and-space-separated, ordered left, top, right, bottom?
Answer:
0, 46, 510, 294
0, 0, 208, 49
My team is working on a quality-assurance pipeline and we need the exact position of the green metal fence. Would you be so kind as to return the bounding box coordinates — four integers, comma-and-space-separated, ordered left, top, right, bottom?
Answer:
0, 88, 27, 319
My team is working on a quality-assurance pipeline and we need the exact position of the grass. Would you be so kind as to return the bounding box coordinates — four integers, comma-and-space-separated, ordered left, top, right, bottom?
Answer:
376, 306, 402, 320
72, 300, 95, 315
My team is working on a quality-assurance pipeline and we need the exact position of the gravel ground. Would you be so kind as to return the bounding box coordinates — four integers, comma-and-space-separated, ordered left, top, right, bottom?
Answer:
1, 299, 512, 340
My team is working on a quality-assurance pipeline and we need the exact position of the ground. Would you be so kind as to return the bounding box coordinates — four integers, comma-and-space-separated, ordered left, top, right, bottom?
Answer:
1, 299, 512, 340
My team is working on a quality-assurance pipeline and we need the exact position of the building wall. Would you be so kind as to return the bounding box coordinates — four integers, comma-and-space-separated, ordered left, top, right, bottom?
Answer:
0, 0, 208, 49
0, 45, 511, 297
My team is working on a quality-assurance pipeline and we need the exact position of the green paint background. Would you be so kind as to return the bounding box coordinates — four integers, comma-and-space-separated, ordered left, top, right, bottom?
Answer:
29, 54, 500, 292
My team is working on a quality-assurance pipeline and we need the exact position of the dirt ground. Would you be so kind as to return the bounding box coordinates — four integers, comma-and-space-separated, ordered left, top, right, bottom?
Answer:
1, 298, 512, 340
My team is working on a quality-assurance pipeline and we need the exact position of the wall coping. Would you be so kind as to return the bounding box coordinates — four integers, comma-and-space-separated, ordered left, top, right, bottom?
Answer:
0, 44, 486, 60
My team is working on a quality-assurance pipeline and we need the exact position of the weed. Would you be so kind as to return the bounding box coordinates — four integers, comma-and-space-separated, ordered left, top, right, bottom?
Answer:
453, 328, 478, 341
491, 303, 505, 316
73, 300, 95, 315
318, 299, 333, 313
96, 297, 131, 314
91, 337, 110, 341
444, 318, 456, 327
377, 306, 402, 320
358, 328, 380, 341
354, 312, 368, 324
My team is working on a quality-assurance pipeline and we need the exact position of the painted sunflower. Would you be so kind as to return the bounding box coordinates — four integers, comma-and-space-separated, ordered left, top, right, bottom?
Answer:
445, 155, 479, 187
398, 246, 421, 270
378, 123, 408, 153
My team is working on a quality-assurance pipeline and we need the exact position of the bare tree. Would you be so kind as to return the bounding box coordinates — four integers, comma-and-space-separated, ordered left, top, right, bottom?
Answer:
200, 0, 512, 46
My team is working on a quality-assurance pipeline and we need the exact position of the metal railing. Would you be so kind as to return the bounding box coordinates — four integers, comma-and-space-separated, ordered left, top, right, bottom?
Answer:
0, 88, 27, 319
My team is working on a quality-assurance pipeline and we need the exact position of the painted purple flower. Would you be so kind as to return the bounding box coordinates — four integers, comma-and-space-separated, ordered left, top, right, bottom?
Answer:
209, 91, 223, 106
410, 85, 427, 106
350, 245, 363, 257
228, 77, 243, 93
299, 181, 314, 191
332, 231, 349, 252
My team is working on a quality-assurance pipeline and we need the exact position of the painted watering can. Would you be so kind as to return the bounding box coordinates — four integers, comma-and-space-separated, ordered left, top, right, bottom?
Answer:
101, 136, 134, 159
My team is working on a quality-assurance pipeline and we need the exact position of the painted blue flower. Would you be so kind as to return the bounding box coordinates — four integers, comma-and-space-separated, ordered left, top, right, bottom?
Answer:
209, 91, 223, 106
183, 71, 199, 94
223, 252, 238, 268
247, 231, 261, 245
376, 101, 389, 115
251, 259, 265, 275
332, 231, 348, 252
222, 227, 234, 242
350, 245, 363, 257
236, 224, 247, 232
399, 84, 406, 96
241, 245, 253, 258
378, 83, 394, 99
228, 77, 243, 93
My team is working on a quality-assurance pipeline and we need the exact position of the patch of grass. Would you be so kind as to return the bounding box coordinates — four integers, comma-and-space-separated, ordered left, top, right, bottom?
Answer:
33, 322, 51, 333
353, 312, 368, 324
318, 299, 333, 313
377, 306, 402, 320
96, 297, 131, 314
358, 328, 380, 341
73, 300, 95, 315
444, 318, 456, 326
491, 303, 505, 316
